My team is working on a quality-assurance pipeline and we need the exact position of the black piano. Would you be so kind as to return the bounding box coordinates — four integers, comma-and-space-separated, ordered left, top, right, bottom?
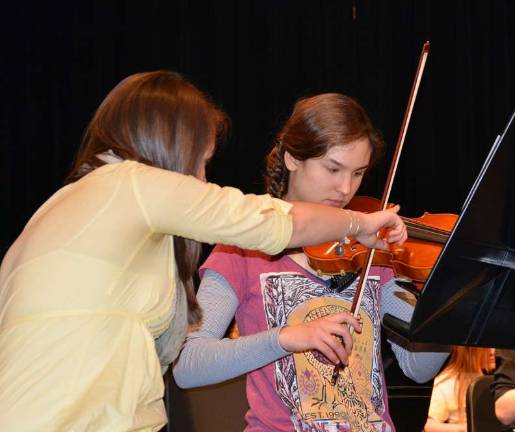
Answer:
384, 111, 515, 348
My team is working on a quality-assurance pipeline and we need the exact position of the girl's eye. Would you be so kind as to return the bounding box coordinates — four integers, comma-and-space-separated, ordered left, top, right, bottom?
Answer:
326, 166, 339, 173
354, 171, 366, 177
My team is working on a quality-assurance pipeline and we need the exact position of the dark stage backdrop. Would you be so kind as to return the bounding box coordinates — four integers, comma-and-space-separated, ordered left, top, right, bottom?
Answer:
1, 1, 514, 430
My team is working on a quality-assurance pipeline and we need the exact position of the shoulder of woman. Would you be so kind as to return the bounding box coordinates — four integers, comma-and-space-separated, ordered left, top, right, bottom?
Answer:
434, 370, 455, 386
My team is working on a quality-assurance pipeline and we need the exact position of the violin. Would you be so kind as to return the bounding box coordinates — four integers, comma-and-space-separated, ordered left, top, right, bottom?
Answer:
303, 195, 458, 290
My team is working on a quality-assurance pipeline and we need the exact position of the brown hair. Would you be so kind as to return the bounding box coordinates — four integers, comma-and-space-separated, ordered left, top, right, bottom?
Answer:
67, 70, 229, 325
440, 346, 494, 420
264, 93, 384, 198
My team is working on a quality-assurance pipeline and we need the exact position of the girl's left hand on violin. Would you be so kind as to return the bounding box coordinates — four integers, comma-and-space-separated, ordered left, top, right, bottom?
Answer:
353, 205, 407, 250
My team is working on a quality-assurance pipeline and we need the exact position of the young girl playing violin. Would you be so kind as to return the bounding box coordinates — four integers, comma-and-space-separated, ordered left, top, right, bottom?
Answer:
173, 93, 448, 431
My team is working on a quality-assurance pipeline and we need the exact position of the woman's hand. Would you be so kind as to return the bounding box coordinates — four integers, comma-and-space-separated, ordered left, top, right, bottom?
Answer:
353, 205, 407, 250
278, 312, 361, 366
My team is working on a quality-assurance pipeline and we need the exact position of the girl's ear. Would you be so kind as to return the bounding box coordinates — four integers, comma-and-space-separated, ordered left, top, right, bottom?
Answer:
284, 150, 299, 172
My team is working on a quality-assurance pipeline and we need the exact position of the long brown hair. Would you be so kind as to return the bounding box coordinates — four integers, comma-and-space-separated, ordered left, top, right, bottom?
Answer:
440, 346, 494, 420
67, 70, 229, 325
264, 93, 384, 198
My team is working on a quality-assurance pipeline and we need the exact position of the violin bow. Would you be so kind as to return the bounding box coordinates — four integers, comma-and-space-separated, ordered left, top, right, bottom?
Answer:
331, 41, 430, 385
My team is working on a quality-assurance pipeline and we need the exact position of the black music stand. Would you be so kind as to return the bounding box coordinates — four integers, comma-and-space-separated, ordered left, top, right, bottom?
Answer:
384, 111, 515, 349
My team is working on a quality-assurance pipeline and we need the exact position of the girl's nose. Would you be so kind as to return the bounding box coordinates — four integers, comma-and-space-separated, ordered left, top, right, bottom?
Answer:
337, 175, 352, 195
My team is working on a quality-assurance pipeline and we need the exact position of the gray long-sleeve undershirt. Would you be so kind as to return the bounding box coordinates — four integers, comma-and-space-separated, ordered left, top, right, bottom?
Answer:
172, 270, 449, 388
380, 278, 450, 383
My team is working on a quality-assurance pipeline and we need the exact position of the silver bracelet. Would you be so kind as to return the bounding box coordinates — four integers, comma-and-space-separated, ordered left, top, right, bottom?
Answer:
343, 209, 361, 238
344, 209, 353, 237
353, 211, 361, 236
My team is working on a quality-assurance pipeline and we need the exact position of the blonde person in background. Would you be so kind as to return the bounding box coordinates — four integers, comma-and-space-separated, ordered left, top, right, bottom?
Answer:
424, 346, 495, 432
0, 71, 406, 431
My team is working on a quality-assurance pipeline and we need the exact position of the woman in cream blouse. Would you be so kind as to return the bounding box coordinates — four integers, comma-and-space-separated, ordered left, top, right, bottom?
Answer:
0, 70, 406, 431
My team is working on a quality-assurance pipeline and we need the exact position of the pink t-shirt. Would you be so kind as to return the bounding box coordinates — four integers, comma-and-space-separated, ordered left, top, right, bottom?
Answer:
201, 245, 396, 432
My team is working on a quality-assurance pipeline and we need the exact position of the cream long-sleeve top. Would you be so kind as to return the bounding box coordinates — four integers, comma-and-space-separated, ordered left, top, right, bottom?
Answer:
428, 371, 481, 424
0, 160, 293, 432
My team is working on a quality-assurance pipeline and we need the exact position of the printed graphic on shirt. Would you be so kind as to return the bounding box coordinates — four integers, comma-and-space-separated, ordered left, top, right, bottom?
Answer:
261, 272, 390, 432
